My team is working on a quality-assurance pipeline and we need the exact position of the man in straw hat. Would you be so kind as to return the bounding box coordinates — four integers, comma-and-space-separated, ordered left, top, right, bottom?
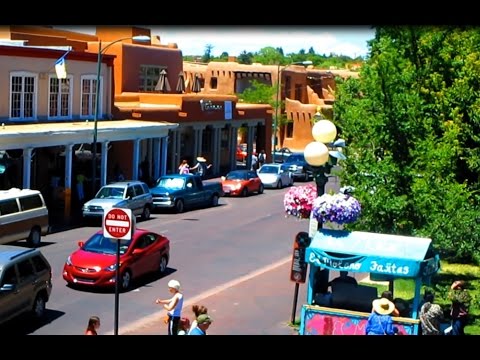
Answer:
365, 297, 399, 335
190, 156, 212, 179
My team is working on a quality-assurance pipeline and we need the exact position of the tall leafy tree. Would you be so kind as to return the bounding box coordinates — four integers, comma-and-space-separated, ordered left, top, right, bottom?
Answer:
334, 26, 480, 263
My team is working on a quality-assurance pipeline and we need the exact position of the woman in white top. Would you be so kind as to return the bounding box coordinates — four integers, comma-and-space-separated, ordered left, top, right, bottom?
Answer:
156, 279, 184, 335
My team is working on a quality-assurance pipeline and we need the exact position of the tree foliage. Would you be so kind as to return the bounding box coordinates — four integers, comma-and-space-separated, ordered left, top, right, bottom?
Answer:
334, 26, 480, 263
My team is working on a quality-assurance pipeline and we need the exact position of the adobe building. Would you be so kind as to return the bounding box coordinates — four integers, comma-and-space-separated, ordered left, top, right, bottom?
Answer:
0, 25, 272, 223
198, 60, 359, 152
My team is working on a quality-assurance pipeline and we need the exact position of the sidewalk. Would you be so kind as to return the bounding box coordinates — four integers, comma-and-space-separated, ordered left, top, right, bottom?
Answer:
118, 258, 304, 335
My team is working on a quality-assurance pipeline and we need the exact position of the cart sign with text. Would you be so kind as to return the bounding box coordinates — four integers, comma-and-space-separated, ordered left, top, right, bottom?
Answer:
290, 231, 311, 283
103, 208, 133, 240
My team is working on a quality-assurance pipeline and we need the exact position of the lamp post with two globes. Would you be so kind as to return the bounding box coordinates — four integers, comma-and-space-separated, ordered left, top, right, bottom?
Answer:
91, 35, 150, 197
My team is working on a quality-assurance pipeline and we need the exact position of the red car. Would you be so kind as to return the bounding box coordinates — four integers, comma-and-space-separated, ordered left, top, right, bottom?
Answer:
63, 228, 170, 291
221, 169, 264, 196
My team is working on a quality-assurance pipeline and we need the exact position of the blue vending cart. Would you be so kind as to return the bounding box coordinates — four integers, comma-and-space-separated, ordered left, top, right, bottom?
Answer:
299, 229, 440, 335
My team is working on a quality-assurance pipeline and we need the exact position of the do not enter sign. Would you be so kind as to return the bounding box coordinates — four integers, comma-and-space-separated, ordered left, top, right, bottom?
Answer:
103, 208, 133, 240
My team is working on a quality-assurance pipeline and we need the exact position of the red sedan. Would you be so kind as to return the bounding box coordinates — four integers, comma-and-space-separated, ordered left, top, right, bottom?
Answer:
63, 228, 170, 291
221, 169, 264, 196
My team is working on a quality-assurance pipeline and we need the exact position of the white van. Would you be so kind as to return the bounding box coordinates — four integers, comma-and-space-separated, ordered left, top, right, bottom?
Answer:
0, 188, 49, 247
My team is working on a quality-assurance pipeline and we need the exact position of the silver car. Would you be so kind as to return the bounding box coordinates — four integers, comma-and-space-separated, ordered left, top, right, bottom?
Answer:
82, 181, 153, 221
257, 163, 294, 189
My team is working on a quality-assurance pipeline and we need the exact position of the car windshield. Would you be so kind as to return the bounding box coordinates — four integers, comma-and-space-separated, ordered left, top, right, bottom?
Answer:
285, 154, 305, 163
225, 171, 248, 180
95, 187, 124, 199
155, 177, 185, 189
259, 165, 279, 174
82, 233, 132, 255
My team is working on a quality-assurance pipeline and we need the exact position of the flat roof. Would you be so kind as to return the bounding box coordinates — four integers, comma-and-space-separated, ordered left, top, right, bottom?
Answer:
0, 120, 178, 150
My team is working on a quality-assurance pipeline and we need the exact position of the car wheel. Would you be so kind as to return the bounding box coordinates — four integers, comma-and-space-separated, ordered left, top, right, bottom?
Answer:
258, 184, 264, 194
175, 199, 185, 213
159, 255, 168, 274
27, 227, 42, 248
241, 187, 248, 197
211, 194, 219, 207
32, 294, 46, 319
142, 206, 151, 221
277, 180, 283, 189
121, 270, 132, 291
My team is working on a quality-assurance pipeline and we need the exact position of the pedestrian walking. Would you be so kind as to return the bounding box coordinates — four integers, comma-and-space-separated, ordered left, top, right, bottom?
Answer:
258, 149, 266, 168
76, 171, 88, 203
155, 279, 184, 335
188, 314, 213, 335
190, 156, 212, 179
84, 315, 100, 335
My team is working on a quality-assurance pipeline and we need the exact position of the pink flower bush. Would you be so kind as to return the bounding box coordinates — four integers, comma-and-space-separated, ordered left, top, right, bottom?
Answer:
284, 184, 317, 219
312, 193, 361, 225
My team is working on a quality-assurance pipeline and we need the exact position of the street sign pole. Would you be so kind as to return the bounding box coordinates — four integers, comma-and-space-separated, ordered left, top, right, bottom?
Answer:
289, 231, 311, 324
103, 208, 133, 336
114, 240, 121, 335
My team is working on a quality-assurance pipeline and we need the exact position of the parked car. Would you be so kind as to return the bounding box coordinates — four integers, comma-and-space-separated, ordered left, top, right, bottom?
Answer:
283, 153, 313, 181
257, 163, 294, 189
82, 181, 153, 222
236, 145, 247, 162
62, 228, 170, 291
0, 245, 53, 326
0, 188, 49, 247
273, 147, 293, 163
221, 170, 264, 196
150, 174, 223, 213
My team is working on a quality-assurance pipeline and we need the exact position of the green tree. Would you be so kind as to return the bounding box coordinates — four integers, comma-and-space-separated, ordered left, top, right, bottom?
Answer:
237, 50, 253, 64
334, 26, 480, 263
201, 44, 214, 63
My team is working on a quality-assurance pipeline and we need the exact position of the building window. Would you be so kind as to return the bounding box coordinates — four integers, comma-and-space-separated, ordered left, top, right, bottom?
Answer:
81, 75, 102, 119
210, 77, 218, 89
10, 72, 37, 120
295, 84, 302, 101
284, 76, 291, 99
286, 122, 294, 138
48, 76, 72, 119
139, 65, 164, 92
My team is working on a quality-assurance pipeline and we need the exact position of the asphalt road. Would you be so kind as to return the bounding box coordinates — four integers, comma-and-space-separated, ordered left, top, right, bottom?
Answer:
2, 178, 336, 335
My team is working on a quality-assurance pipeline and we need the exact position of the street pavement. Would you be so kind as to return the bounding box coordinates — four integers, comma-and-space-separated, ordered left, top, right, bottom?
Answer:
109, 256, 304, 335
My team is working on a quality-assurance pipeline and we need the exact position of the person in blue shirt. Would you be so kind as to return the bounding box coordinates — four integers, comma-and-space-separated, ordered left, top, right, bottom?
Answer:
188, 314, 213, 335
366, 298, 398, 335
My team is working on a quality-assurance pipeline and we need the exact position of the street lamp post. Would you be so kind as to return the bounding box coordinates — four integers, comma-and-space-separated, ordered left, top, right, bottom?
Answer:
304, 108, 346, 230
273, 60, 313, 163
91, 35, 150, 197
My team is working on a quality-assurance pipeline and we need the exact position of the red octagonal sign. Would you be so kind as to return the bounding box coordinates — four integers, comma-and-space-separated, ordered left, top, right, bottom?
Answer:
103, 208, 133, 240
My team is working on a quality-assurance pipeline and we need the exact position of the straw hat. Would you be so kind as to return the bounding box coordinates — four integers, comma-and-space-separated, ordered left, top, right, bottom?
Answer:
196, 156, 207, 162
372, 298, 395, 315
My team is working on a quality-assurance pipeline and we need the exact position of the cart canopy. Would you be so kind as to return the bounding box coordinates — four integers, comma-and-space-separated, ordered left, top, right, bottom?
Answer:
305, 229, 439, 278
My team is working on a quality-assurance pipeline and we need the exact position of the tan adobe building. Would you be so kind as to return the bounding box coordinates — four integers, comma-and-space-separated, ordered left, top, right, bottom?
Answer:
194, 59, 358, 152
0, 25, 272, 223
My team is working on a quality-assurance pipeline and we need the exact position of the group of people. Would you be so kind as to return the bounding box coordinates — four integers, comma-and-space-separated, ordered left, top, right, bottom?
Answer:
178, 156, 212, 179
155, 279, 213, 335
365, 279, 471, 336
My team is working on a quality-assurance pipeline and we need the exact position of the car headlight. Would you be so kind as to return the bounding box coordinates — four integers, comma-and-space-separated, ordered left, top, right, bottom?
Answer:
66, 256, 72, 266
104, 263, 122, 272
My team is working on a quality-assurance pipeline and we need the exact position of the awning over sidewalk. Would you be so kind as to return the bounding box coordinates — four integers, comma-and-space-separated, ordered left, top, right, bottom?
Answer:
305, 229, 439, 278
0, 120, 179, 150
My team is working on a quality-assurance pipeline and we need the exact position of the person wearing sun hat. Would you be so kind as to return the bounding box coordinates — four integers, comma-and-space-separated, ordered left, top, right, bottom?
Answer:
190, 156, 212, 179
365, 297, 399, 335
188, 314, 213, 335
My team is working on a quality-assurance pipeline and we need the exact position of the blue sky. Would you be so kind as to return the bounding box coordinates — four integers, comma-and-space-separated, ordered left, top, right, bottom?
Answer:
56, 26, 375, 59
